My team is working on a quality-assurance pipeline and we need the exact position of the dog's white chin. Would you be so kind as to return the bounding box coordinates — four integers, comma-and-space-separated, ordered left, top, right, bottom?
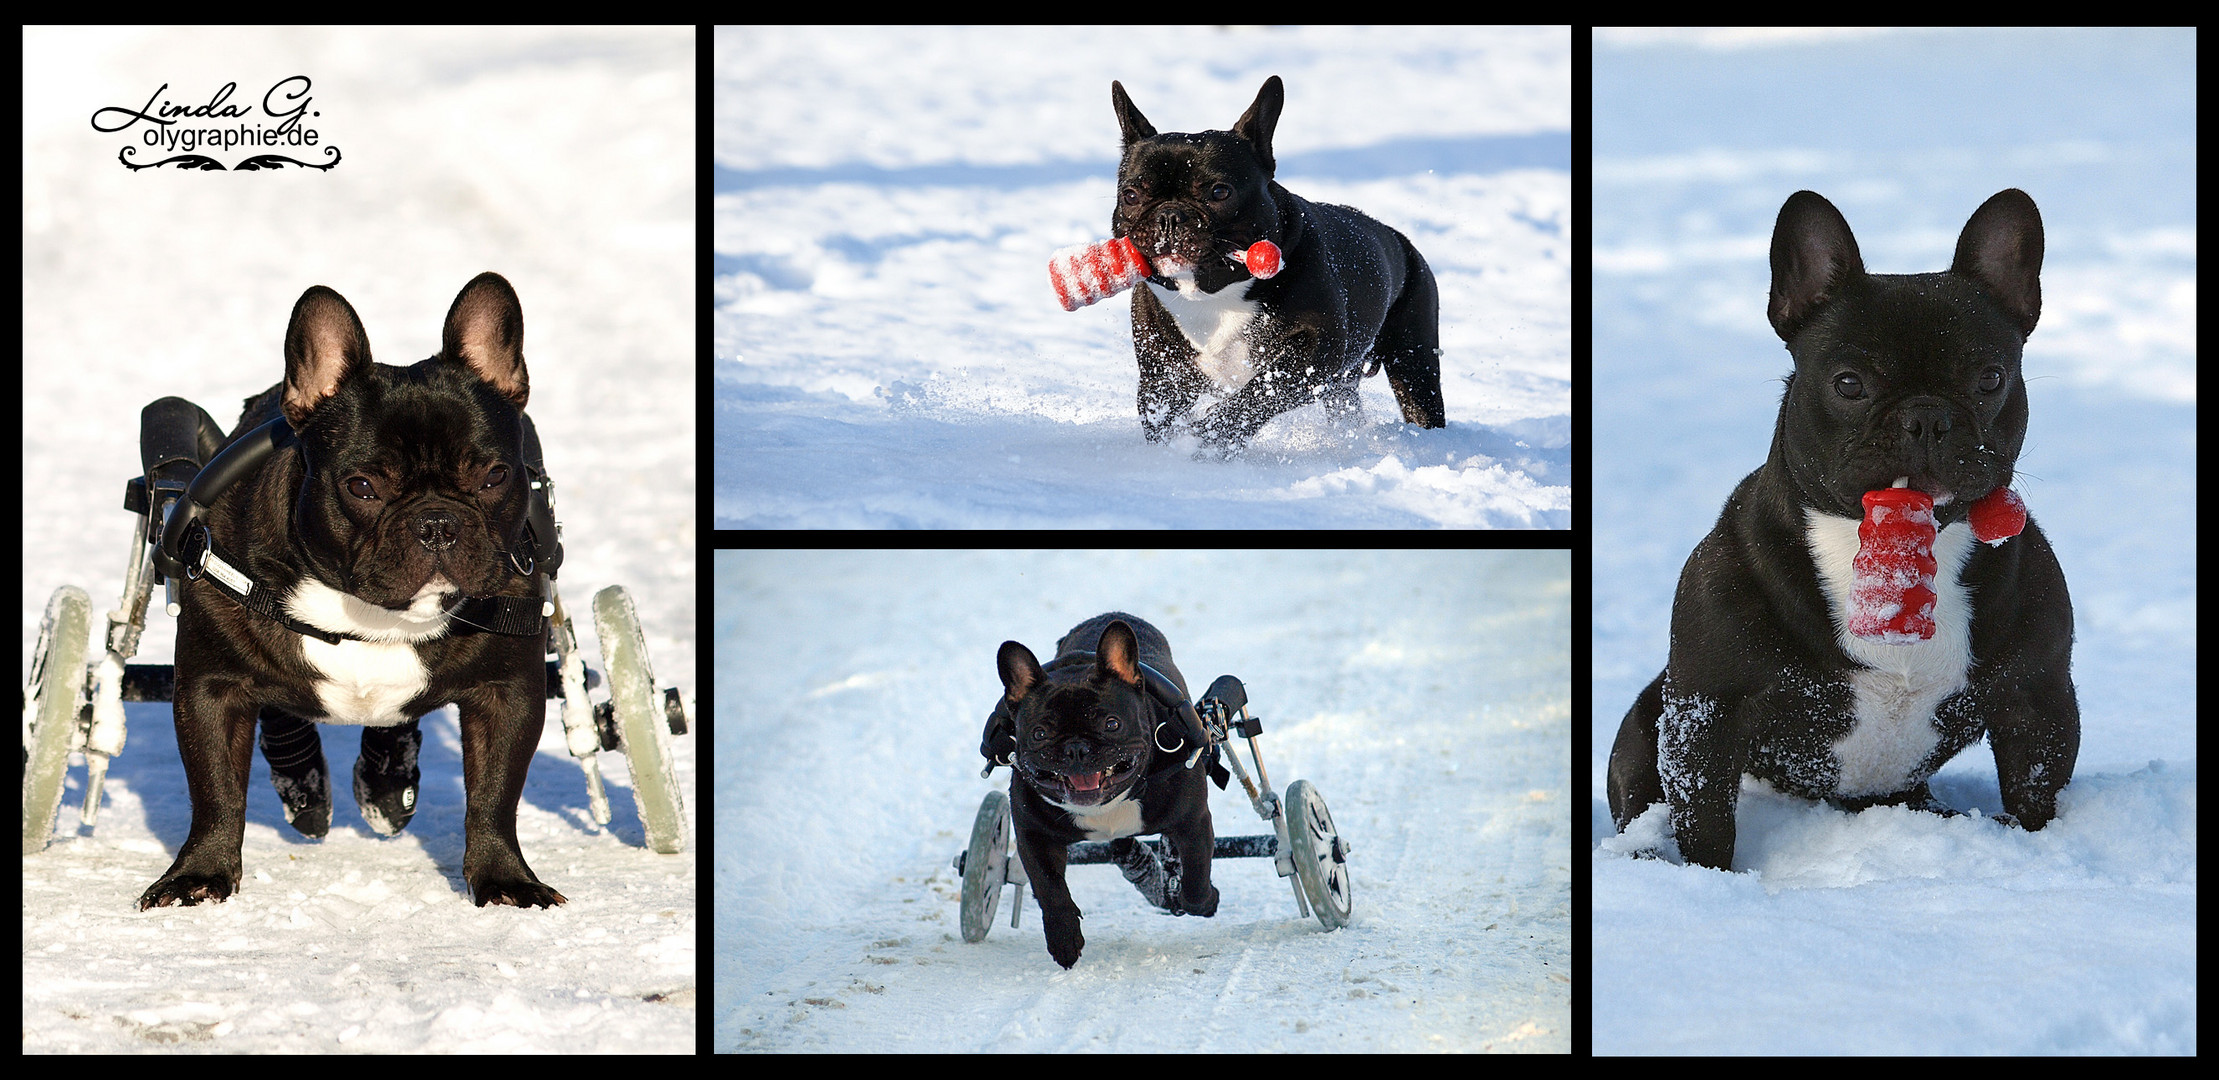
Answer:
285, 578, 455, 643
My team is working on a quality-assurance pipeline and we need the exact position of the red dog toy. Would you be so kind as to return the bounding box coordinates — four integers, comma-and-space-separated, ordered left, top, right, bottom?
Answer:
1968, 486, 2026, 545
1849, 487, 1939, 642
1048, 237, 1151, 312
1848, 485, 2028, 642
1241, 238, 1282, 279
1048, 238, 1282, 311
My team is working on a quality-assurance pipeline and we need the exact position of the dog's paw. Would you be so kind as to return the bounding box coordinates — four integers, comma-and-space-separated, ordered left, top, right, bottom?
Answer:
469, 875, 568, 908
138, 870, 237, 910
1173, 884, 1220, 918
1042, 909, 1084, 968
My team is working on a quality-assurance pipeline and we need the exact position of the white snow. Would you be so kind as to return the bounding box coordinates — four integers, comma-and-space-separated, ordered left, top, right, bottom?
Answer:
1593, 27, 2196, 1054
22, 27, 697, 1053
713, 26, 1571, 528
716, 551, 1571, 1052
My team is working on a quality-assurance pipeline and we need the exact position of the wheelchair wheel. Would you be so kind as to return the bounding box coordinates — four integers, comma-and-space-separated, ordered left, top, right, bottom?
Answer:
23, 586, 92, 855
1284, 780, 1352, 930
592, 585, 687, 854
960, 789, 1013, 943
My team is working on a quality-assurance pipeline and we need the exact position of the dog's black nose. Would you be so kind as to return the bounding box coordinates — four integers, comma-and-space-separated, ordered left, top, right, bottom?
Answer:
414, 509, 460, 551
1897, 398, 1954, 441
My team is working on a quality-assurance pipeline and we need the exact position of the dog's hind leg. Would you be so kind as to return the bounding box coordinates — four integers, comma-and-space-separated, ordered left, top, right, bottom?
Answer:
1110, 836, 1177, 910
1370, 237, 1447, 428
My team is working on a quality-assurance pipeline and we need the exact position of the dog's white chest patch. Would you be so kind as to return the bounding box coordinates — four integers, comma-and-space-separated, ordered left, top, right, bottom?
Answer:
1148, 277, 1261, 391
1803, 510, 1979, 795
1052, 790, 1146, 840
298, 639, 431, 726
286, 579, 446, 726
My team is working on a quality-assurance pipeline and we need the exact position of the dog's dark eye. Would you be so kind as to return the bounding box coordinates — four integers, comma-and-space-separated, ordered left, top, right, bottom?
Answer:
1121, 187, 1143, 205
1031, 726, 1048, 742
1102, 716, 1120, 732
1833, 372, 1865, 399
1208, 183, 1231, 201
482, 464, 509, 491
1978, 367, 2004, 393
346, 476, 376, 500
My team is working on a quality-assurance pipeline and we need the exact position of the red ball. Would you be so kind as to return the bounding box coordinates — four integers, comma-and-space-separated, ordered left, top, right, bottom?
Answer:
1244, 240, 1282, 279
1968, 487, 2027, 544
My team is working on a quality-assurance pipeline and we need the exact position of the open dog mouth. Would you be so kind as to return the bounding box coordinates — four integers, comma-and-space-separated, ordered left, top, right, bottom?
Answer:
1026, 753, 1140, 804
1881, 473, 1957, 507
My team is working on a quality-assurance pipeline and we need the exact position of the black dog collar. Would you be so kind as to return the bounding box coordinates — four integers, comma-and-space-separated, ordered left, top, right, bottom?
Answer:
183, 525, 546, 644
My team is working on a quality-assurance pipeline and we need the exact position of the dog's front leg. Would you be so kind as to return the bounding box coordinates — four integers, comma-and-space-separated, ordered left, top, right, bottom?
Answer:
454, 677, 565, 908
1193, 365, 1339, 451
1132, 292, 1209, 441
139, 681, 257, 909
1014, 829, 1083, 967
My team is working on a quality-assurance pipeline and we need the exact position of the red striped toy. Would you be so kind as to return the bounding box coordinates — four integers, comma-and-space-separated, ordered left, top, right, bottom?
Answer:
1048, 237, 1151, 312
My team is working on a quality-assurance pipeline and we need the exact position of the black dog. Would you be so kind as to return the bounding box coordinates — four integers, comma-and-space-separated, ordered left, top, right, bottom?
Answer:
139, 273, 565, 910
1607, 190, 2078, 871
989, 613, 1218, 967
1111, 76, 1447, 451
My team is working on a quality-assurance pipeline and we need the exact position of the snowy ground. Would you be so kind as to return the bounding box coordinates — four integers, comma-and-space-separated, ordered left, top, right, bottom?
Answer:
1591, 28, 2196, 1054
22, 28, 697, 1053
716, 551, 1570, 1052
713, 26, 1571, 528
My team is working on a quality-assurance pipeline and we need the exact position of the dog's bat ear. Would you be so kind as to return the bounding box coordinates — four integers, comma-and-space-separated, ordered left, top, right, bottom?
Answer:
1768, 190, 1864, 342
1232, 75, 1283, 177
1111, 81, 1155, 147
282, 285, 373, 429
442, 272, 529, 407
1950, 189, 2043, 338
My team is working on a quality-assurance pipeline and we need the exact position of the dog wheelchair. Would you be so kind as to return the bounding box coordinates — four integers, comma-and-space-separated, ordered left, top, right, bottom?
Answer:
952, 674, 1351, 942
23, 397, 691, 856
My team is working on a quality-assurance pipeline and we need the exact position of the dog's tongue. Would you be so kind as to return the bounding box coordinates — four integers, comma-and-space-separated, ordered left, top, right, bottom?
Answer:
1850, 486, 1939, 642
1067, 771, 1104, 792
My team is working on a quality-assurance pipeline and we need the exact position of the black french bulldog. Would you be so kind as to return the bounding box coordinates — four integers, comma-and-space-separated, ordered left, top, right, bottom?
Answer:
139, 272, 566, 910
1607, 189, 2079, 871
991, 613, 1218, 968
1111, 75, 1447, 452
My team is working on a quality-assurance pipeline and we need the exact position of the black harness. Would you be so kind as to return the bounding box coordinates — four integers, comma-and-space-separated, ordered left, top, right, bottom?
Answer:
980, 651, 1227, 790
154, 415, 560, 644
